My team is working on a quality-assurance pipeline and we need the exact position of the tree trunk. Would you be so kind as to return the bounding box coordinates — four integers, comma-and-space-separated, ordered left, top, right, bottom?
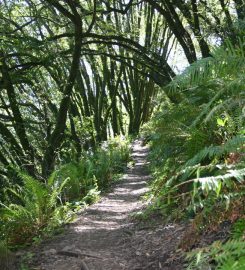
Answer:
41, 3, 83, 178
0, 52, 35, 176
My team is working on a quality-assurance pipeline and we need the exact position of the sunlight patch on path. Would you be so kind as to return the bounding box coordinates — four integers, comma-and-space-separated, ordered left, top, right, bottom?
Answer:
28, 139, 152, 270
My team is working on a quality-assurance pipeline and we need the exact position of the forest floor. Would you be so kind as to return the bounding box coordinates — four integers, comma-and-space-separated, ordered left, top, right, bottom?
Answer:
17, 140, 187, 270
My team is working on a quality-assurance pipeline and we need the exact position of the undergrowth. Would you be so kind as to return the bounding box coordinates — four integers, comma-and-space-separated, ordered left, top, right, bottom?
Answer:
0, 136, 130, 250
186, 218, 245, 270
142, 38, 245, 269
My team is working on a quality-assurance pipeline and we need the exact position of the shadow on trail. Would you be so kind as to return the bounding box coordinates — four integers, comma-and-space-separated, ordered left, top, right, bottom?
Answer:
28, 140, 155, 270
26, 140, 186, 270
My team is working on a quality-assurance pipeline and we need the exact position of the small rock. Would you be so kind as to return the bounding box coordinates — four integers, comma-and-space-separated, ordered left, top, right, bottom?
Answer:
74, 248, 82, 255
61, 245, 76, 252
43, 249, 57, 256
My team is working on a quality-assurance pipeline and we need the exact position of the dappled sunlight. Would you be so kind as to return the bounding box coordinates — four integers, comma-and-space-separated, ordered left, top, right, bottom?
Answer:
1, 1, 243, 268
67, 140, 150, 236
13, 140, 167, 270
74, 220, 121, 231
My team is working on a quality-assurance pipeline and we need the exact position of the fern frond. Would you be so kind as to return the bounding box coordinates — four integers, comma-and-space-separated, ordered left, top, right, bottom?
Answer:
185, 135, 245, 167
217, 257, 245, 270
174, 168, 245, 193
48, 177, 70, 208
212, 239, 245, 266
167, 38, 245, 95
186, 239, 245, 270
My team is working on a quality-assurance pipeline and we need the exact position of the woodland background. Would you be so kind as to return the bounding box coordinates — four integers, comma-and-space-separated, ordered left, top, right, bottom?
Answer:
0, 1, 244, 269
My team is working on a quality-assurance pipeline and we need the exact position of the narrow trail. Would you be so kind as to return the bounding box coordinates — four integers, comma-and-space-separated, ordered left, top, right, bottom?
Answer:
26, 140, 185, 270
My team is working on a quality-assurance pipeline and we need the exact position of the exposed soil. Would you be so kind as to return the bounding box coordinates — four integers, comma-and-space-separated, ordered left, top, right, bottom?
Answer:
15, 140, 187, 270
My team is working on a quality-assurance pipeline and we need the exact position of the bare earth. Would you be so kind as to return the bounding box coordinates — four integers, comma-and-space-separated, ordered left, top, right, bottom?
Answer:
22, 140, 185, 270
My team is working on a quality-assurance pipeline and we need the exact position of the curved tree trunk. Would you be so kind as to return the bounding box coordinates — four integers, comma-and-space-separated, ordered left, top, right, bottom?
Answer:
41, 1, 83, 178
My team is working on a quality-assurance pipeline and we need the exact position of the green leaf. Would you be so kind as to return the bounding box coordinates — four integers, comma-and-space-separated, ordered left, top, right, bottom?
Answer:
217, 118, 225, 126
215, 180, 222, 197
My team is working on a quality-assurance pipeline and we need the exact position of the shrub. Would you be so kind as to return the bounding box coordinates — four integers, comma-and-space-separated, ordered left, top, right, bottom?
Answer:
0, 172, 71, 246
0, 136, 130, 247
144, 38, 245, 219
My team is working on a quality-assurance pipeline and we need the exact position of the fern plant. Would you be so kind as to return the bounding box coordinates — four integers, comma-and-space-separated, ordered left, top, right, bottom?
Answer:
55, 136, 130, 201
0, 171, 71, 246
186, 239, 245, 270
143, 36, 245, 229
143, 32, 245, 270
168, 37, 245, 130
231, 218, 245, 239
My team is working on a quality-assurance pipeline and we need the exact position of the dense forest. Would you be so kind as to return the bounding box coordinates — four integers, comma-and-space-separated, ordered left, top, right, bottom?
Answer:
0, 0, 244, 269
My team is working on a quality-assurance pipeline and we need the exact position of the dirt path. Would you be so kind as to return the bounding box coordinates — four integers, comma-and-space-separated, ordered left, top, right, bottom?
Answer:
24, 140, 185, 270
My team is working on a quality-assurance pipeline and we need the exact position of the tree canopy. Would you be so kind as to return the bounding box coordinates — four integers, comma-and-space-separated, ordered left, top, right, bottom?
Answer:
0, 1, 244, 268
0, 0, 243, 180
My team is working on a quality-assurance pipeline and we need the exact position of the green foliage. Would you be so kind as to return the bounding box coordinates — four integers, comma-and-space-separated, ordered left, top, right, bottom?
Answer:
184, 135, 245, 167
96, 136, 130, 185
55, 136, 130, 201
143, 37, 245, 270
168, 38, 245, 95
0, 136, 130, 247
231, 219, 245, 240
0, 171, 72, 246
144, 39, 245, 219
186, 239, 245, 270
